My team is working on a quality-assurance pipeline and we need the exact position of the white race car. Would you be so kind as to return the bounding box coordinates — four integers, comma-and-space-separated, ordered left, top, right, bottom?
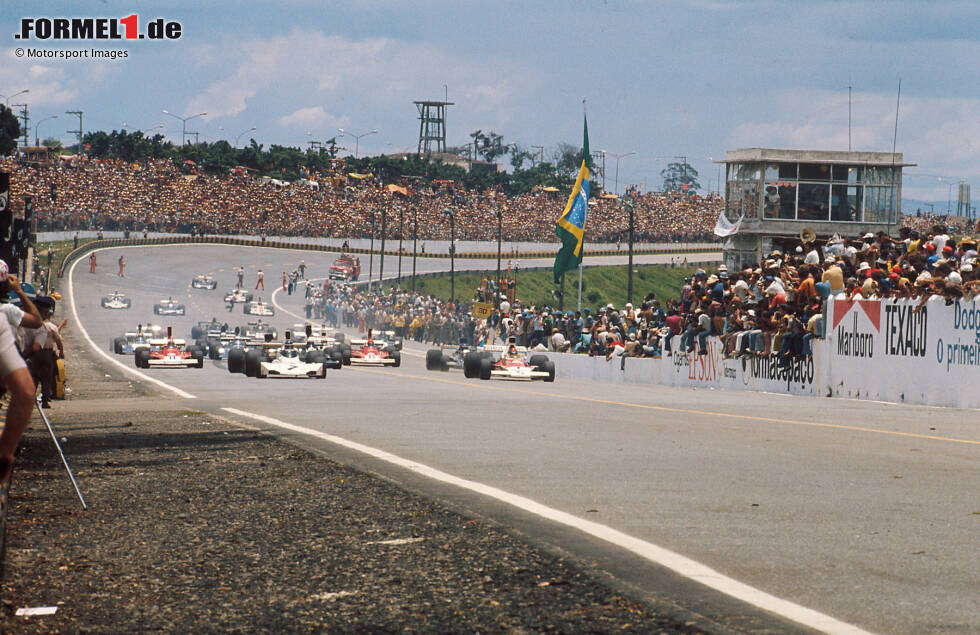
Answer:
192, 275, 218, 290
244, 298, 275, 316
101, 291, 131, 310
153, 297, 186, 316
224, 288, 253, 304
471, 344, 555, 382
255, 334, 327, 379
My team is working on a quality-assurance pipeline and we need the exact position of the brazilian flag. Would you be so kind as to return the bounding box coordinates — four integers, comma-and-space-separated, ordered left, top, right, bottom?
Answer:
554, 115, 590, 283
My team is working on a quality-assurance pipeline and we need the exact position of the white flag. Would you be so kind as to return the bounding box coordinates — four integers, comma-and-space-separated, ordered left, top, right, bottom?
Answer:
713, 212, 744, 237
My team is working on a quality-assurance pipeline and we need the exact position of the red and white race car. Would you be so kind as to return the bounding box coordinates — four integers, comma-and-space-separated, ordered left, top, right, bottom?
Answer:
349, 331, 401, 367
472, 343, 555, 382
134, 328, 205, 369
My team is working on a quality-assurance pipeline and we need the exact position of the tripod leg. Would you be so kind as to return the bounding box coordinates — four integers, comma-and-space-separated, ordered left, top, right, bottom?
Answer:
34, 399, 87, 510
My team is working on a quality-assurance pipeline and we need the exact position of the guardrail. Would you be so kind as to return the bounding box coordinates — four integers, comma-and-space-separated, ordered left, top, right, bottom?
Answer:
57, 235, 721, 280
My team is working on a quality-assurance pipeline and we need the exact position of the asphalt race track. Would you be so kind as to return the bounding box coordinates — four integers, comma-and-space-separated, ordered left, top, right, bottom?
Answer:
69, 244, 980, 634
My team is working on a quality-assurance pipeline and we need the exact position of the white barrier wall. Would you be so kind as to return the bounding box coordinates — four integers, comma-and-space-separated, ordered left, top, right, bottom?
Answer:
659, 337, 819, 396
551, 298, 979, 410
825, 296, 980, 409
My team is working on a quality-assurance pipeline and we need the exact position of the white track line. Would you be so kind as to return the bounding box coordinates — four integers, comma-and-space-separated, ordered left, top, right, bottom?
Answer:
68, 248, 197, 399
222, 406, 871, 635
75, 243, 870, 633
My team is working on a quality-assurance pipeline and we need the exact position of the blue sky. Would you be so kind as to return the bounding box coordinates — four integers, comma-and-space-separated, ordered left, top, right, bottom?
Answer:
3, 0, 978, 206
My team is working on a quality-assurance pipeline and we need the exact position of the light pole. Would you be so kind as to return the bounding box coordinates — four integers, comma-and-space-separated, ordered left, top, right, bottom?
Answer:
123, 123, 164, 136
397, 204, 404, 286
162, 109, 207, 145
412, 204, 418, 294
337, 128, 377, 159
1, 89, 28, 107
235, 126, 257, 148
443, 208, 455, 303
34, 114, 57, 146
379, 205, 387, 293
494, 205, 503, 311
607, 151, 636, 195
623, 189, 635, 305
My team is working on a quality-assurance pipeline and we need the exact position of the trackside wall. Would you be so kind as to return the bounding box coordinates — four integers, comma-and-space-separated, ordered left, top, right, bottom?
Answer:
553, 297, 979, 409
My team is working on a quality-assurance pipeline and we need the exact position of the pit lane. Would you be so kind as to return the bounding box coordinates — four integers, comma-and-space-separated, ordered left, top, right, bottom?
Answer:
67, 243, 980, 634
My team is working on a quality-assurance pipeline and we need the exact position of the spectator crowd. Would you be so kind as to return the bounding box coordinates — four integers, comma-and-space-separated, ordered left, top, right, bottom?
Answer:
295, 223, 979, 371
3, 156, 722, 243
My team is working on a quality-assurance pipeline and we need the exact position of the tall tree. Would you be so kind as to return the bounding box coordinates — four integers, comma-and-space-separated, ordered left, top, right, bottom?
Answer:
0, 105, 22, 156
660, 160, 701, 193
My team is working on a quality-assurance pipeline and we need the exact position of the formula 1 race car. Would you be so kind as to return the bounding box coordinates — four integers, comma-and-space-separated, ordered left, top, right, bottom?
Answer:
191, 274, 218, 290
372, 329, 404, 351
134, 327, 204, 369
153, 297, 186, 316
244, 297, 275, 316
426, 344, 480, 373
251, 331, 328, 379
112, 324, 161, 354
224, 288, 253, 304
291, 323, 349, 366
101, 291, 131, 309
469, 343, 555, 382
190, 318, 229, 341
349, 330, 401, 367
328, 254, 361, 281
243, 319, 277, 341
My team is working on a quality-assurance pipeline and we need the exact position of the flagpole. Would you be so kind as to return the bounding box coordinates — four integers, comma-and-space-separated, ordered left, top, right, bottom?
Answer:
579, 96, 586, 314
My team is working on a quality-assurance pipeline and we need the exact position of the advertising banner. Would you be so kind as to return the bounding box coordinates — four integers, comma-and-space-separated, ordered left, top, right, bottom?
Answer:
825, 297, 979, 409
660, 337, 818, 396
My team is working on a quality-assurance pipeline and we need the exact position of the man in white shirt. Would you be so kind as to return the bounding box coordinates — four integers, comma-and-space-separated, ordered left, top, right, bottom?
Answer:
0, 260, 39, 484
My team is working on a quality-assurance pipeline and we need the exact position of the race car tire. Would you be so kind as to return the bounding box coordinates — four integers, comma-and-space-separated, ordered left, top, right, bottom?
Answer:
244, 293, 253, 303
334, 333, 345, 344
390, 351, 401, 368
113, 337, 126, 355
244, 350, 262, 377
329, 347, 344, 365
207, 338, 221, 360
135, 349, 150, 369
195, 339, 208, 353
100, 298, 107, 308
529, 354, 549, 368
191, 326, 203, 340
342, 344, 351, 366
153, 305, 161, 315
192, 349, 205, 369
463, 351, 481, 378
227, 348, 245, 373
122, 300, 131, 309
426, 349, 443, 371
319, 364, 327, 379
542, 360, 556, 382
479, 357, 492, 380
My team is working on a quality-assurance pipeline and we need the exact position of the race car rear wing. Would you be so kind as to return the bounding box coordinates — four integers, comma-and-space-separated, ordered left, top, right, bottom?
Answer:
148, 338, 187, 346
480, 344, 529, 353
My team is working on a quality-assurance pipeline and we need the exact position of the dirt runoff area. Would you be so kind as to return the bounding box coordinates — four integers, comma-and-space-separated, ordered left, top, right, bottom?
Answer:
0, 333, 706, 634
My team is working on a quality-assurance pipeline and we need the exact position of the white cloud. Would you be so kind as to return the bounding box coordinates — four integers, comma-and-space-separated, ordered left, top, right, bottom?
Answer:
184, 29, 529, 143
276, 106, 341, 130
726, 88, 980, 201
